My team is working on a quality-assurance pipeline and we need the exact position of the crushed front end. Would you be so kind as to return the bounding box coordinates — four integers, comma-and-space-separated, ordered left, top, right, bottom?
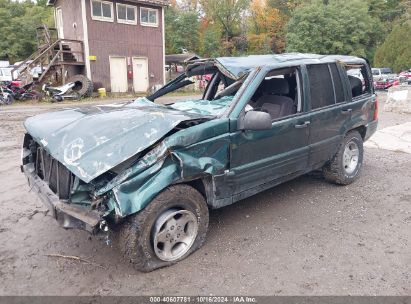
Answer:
21, 133, 108, 233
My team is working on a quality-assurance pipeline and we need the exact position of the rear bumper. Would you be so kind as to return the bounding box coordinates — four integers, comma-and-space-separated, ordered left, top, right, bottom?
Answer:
21, 163, 103, 233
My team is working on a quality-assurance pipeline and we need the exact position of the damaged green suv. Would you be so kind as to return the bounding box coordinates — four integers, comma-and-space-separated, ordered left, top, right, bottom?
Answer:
21, 54, 378, 271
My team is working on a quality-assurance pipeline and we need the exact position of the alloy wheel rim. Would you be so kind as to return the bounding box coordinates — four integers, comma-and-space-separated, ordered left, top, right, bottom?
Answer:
153, 209, 198, 262
343, 140, 359, 174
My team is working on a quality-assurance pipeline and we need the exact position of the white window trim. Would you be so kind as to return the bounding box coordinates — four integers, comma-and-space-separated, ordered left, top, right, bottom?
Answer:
140, 7, 159, 27
55, 7, 64, 39
116, 3, 137, 25
91, 0, 114, 22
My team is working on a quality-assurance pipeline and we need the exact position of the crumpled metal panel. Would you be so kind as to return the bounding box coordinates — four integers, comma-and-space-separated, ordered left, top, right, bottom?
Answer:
24, 98, 213, 183
95, 119, 231, 217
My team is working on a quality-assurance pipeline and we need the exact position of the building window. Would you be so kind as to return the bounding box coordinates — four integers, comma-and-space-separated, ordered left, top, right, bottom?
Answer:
117, 3, 137, 25
91, 0, 114, 22
140, 7, 158, 27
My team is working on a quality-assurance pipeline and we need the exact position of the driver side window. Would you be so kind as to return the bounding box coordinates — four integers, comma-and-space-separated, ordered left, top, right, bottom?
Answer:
246, 67, 302, 121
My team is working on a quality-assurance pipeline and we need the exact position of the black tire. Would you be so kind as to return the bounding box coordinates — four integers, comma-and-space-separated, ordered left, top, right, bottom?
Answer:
323, 130, 364, 185
117, 184, 209, 272
5, 94, 14, 105
67, 74, 93, 97
14, 92, 22, 100
51, 95, 63, 103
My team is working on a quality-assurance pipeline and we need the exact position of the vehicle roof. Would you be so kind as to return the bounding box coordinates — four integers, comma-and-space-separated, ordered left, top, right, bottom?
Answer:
187, 53, 367, 80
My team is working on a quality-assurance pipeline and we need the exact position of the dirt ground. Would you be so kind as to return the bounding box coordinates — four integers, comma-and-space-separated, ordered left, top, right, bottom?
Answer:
0, 93, 410, 296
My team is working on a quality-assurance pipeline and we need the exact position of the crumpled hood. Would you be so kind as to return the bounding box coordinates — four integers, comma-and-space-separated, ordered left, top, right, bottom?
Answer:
24, 98, 210, 183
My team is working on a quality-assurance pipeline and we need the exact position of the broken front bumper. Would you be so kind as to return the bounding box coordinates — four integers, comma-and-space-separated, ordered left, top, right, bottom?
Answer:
21, 164, 104, 233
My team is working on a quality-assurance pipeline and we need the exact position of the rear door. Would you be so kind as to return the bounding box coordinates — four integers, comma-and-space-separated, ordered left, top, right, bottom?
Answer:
306, 63, 352, 168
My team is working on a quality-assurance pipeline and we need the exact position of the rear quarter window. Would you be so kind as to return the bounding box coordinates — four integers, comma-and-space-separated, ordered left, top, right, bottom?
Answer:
344, 64, 372, 99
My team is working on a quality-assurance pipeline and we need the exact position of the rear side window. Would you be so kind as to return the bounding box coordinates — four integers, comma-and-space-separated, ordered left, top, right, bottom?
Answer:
307, 64, 335, 109
329, 64, 345, 103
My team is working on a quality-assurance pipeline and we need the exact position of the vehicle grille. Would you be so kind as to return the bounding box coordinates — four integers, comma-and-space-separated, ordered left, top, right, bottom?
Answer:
35, 145, 74, 200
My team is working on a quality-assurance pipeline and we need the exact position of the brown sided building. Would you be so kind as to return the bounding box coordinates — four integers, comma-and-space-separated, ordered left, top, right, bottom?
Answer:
47, 0, 168, 93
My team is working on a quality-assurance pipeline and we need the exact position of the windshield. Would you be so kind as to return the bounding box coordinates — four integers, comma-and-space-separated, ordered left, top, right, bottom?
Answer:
381, 68, 392, 74
147, 63, 247, 116
169, 96, 235, 116
372, 68, 392, 75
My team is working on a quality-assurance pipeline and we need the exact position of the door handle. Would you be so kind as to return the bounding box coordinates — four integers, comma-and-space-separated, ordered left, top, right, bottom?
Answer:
295, 121, 310, 129
341, 108, 353, 114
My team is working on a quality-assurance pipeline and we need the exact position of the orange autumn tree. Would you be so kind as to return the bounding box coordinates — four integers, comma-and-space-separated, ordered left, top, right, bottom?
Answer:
247, 0, 290, 54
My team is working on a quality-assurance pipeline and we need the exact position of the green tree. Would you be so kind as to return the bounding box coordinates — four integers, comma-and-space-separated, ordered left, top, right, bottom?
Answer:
36, 0, 49, 6
267, 0, 302, 16
286, 0, 383, 60
165, 5, 200, 54
200, 24, 222, 57
368, 0, 406, 24
0, 0, 53, 62
200, 0, 249, 42
374, 21, 411, 72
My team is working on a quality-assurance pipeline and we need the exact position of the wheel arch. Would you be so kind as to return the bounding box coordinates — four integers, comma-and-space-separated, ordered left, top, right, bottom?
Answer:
176, 175, 214, 207
348, 125, 366, 140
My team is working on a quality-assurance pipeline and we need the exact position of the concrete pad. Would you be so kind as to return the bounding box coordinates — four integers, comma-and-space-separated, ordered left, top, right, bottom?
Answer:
384, 85, 411, 114
365, 122, 411, 154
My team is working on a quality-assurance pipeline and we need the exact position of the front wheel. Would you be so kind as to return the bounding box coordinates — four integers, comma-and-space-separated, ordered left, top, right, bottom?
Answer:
323, 130, 364, 185
117, 184, 209, 272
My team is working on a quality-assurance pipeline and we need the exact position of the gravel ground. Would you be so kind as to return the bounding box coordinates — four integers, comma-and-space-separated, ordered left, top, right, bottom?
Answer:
0, 92, 410, 296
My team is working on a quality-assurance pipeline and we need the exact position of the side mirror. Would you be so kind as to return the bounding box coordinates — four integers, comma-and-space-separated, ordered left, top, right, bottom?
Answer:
242, 110, 272, 131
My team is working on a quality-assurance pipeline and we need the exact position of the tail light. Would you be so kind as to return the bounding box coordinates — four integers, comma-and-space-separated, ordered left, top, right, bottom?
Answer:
373, 96, 378, 121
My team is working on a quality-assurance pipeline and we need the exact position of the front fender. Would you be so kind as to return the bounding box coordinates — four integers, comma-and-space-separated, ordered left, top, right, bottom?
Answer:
102, 119, 230, 218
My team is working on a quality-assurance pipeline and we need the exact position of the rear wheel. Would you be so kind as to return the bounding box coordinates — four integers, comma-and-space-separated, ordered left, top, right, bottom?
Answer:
117, 184, 209, 272
323, 130, 364, 185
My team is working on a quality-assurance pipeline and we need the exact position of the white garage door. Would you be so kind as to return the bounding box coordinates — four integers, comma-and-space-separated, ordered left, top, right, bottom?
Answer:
132, 57, 149, 93
109, 56, 128, 93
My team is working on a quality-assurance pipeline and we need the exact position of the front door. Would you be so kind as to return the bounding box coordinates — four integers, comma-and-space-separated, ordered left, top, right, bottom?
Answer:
229, 66, 310, 199
56, 8, 64, 39
109, 56, 128, 93
132, 57, 149, 92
